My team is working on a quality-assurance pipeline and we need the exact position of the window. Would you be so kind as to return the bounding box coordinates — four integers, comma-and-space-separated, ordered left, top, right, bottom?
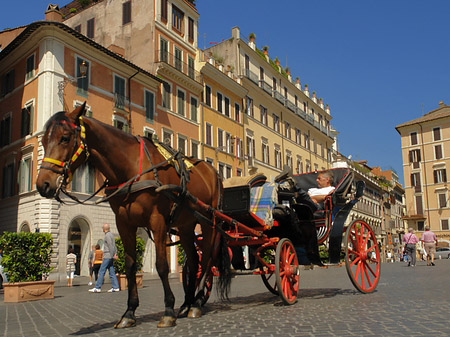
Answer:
225, 132, 233, 154
1, 69, 15, 97
245, 96, 254, 117
145, 90, 154, 122
217, 92, 223, 113
262, 140, 269, 164
285, 122, 291, 139
218, 162, 225, 180
74, 25, 81, 33
161, 0, 168, 21
274, 147, 281, 169
409, 149, 421, 169
177, 89, 185, 116
205, 123, 212, 146
286, 152, 292, 169
236, 168, 242, 177
71, 163, 95, 194
188, 56, 195, 79
295, 128, 301, 144
162, 129, 173, 146
304, 134, 310, 150
26, 54, 35, 81
191, 141, 199, 158
235, 103, 241, 123
411, 172, 421, 192
272, 77, 277, 91
260, 105, 267, 125
410, 132, 418, 145
172, 5, 184, 33
246, 135, 255, 157
174, 47, 182, 72
260, 67, 264, 81
296, 157, 303, 174
205, 85, 212, 107
438, 193, 447, 209
415, 195, 423, 215
162, 82, 171, 109
224, 97, 230, 117
113, 116, 128, 132
205, 157, 214, 166
21, 104, 34, 138
18, 156, 32, 193
190, 97, 198, 121
76, 58, 89, 96
188, 17, 194, 42
225, 165, 232, 179
236, 137, 242, 158
87, 18, 95, 39
305, 160, 311, 172
217, 129, 224, 149
144, 127, 154, 139
435, 144, 443, 160
433, 127, 441, 141
122, 1, 131, 25
160, 38, 168, 63
0, 115, 11, 147
178, 135, 186, 154
2, 162, 15, 198
114, 75, 126, 110
434, 168, 447, 184
441, 219, 449, 231
273, 114, 280, 133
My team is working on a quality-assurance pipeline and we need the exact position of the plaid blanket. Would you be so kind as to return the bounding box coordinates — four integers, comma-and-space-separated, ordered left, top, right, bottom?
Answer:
250, 182, 277, 228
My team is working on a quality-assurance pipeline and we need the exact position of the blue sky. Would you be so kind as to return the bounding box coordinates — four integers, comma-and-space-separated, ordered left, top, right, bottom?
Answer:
3, 1, 450, 185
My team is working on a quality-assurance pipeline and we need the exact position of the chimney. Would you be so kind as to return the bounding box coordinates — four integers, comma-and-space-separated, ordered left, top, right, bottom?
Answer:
45, 4, 63, 22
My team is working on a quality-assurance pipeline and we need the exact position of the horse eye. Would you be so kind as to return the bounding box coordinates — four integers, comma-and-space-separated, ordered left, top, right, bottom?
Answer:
61, 135, 71, 143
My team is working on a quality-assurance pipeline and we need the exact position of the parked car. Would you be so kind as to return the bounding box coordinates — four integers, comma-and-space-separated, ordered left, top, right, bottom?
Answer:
434, 247, 450, 259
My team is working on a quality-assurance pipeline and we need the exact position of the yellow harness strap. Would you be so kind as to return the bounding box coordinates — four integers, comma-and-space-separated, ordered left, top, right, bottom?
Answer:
155, 143, 194, 170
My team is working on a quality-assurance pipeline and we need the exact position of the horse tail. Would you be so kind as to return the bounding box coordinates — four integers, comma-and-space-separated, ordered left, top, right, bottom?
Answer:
215, 233, 232, 300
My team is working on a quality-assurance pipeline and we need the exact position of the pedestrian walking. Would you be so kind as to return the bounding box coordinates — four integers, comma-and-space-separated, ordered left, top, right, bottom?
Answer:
403, 228, 419, 267
87, 244, 95, 286
421, 226, 438, 266
89, 224, 120, 293
93, 244, 103, 281
66, 248, 77, 287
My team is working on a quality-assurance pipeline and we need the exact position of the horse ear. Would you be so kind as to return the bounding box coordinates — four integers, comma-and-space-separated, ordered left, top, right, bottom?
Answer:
69, 102, 87, 122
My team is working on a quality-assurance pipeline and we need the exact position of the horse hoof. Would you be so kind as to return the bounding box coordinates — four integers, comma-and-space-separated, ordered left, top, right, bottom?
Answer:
178, 305, 190, 318
187, 307, 202, 319
157, 316, 177, 328
114, 317, 136, 329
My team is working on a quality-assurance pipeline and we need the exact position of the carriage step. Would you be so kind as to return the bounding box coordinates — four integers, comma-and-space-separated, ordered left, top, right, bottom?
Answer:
322, 262, 345, 268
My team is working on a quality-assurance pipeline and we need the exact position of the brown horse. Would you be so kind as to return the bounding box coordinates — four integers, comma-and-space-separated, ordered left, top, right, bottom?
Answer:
36, 103, 231, 328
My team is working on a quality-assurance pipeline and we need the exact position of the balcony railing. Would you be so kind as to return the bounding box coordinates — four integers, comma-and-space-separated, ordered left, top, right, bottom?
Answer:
273, 90, 286, 104
245, 68, 259, 84
114, 92, 126, 110
156, 50, 201, 82
259, 80, 273, 95
306, 114, 314, 125
286, 100, 296, 112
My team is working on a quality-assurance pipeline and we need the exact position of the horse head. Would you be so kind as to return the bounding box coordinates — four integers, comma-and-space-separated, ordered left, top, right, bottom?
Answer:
36, 102, 88, 198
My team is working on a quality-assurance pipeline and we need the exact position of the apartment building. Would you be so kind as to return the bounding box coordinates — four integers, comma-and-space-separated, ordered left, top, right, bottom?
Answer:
61, 0, 201, 156
0, 16, 163, 279
396, 101, 450, 247
197, 51, 247, 178
205, 28, 334, 181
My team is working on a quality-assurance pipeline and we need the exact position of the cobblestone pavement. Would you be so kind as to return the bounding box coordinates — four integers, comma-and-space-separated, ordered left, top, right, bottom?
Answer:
1, 259, 450, 337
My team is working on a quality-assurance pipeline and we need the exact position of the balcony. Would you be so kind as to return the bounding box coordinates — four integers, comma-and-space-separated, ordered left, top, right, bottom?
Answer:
245, 68, 259, 84
114, 92, 127, 111
306, 114, 314, 125
273, 90, 286, 105
286, 100, 296, 112
295, 106, 306, 119
156, 50, 201, 82
259, 80, 273, 95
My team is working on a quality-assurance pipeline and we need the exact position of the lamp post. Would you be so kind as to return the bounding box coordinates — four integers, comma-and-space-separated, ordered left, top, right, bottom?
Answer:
58, 60, 87, 106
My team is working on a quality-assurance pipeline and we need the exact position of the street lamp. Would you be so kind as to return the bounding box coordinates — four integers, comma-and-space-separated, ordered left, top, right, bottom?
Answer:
58, 60, 88, 105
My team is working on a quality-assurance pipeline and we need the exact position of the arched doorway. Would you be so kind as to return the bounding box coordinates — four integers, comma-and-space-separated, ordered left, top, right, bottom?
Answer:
19, 222, 31, 232
68, 217, 91, 276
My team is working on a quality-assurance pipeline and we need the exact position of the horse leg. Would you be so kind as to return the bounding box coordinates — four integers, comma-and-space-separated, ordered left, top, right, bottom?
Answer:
114, 229, 138, 329
177, 230, 199, 318
153, 225, 177, 328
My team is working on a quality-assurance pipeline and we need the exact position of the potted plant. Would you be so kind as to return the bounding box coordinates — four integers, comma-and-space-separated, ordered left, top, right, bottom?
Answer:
248, 32, 256, 42
274, 57, 280, 66
177, 244, 185, 282
113, 236, 145, 290
262, 45, 269, 55
0, 232, 54, 303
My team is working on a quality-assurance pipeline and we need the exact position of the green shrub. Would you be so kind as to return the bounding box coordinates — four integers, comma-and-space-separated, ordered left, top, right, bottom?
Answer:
69, 8, 77, 13
0, 232, 53, 283
78, 0, 91, 7
113, 237, 145, 274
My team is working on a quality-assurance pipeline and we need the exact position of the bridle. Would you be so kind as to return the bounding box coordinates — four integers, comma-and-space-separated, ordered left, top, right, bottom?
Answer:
40, 116, 90, 199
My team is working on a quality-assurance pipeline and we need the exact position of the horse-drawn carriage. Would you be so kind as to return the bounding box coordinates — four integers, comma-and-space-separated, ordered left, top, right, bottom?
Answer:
183, 166, 381, 306
36, 103, 381, 328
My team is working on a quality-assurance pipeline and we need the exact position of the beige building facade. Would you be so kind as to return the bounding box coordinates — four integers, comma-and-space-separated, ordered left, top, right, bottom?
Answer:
396, 101, 450, 247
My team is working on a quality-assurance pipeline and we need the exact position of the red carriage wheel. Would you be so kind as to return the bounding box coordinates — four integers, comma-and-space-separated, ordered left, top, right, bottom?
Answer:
275, 238, 299, 305
344, 219, 381, 293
